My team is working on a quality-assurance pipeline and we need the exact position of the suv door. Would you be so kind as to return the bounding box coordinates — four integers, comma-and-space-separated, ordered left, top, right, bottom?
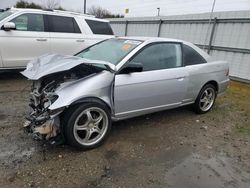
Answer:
47, 15, 85, 55
114, 42, 188, 118
0, 13, 50, 68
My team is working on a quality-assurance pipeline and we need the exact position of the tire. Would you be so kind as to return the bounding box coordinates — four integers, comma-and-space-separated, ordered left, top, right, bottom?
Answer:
63, 102, 111, 150
193, 84, 217, 114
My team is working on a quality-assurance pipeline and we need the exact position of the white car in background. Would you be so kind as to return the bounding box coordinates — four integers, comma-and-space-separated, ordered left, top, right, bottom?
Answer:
0, 8, 114, 70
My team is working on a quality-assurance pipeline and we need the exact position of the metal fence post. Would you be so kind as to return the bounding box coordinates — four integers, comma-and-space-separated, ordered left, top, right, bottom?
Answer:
125, 20, 128, 36
157, 19, 163, 37
207, 17, 217, 54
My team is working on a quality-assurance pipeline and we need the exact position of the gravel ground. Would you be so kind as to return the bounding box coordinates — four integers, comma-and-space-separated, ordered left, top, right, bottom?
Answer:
0, 72, 250, 188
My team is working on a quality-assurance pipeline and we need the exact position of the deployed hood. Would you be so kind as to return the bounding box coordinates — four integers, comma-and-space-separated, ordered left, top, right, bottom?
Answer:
21, 54, 117, 80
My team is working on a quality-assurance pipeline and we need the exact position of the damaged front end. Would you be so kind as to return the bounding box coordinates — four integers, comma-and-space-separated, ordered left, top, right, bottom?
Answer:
24, 78, 64, 145
22, 54, 112, 145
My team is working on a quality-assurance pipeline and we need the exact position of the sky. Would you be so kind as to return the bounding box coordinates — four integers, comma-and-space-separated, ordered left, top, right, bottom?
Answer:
0, 0, 250, 17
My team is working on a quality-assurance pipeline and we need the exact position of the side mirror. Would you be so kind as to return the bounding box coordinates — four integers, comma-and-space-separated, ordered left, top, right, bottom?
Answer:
2, 22, 16, 31
119, 63, 143, 74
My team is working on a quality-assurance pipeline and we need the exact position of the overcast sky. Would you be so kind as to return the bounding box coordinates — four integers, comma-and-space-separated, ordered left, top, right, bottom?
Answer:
1, 0, 250, 17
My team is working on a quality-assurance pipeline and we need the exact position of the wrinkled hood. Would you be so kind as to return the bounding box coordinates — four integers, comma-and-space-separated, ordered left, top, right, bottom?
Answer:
21, 54, 117, 80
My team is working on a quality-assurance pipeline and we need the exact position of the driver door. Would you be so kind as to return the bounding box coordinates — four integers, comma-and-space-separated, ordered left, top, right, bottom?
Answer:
114, 42, 188, 119
0, 13, 50, 68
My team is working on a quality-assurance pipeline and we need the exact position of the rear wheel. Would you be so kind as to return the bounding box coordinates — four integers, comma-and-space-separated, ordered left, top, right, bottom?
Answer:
193, 84, 217, 114
64, 103, 111, 150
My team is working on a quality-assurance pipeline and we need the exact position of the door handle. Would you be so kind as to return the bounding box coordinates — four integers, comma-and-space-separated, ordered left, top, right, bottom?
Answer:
76, 39, 85, 42
36, 38, 47, 42
176, 77, 185, 81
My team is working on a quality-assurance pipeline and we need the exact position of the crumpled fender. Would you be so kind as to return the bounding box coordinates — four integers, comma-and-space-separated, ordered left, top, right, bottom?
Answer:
49, 71, 115, 110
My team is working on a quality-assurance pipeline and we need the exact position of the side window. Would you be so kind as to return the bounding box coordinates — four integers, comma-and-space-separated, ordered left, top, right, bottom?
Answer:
11, 14, 44, 31
183, 44, 206, 66
85, 19, 113, 35
48, 15, 81, 33
129, 43, 182, 71
11, 14, 28, 30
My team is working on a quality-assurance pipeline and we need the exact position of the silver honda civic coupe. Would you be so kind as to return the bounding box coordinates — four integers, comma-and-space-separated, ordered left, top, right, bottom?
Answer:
22, 37, 229, 149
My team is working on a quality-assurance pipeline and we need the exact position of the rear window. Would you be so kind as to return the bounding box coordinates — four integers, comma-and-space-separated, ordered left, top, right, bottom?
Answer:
85, 19, 113, 35
48, 15, 81, 33
183, 44, 206, 66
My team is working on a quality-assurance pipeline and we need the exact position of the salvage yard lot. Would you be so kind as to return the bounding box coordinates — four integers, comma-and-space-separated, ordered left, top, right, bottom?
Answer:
0, 73, 250, 188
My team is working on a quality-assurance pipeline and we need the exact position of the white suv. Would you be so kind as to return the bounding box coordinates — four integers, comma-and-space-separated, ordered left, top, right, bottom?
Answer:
0, 8, 114, 69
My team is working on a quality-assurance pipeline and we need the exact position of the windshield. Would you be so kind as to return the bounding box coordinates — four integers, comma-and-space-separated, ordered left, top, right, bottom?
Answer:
0, 11, 14, 22
76, 38, 142, 65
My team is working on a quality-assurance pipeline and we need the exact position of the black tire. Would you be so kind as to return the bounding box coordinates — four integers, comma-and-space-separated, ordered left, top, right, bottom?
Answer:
63, 102, 111, 150
193, 84, 217, 114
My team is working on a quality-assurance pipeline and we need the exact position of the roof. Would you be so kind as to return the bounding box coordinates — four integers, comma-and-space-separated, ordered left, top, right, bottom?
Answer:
9, 8, 109, 22
109, 10, 250, 21
118, 36, 183, 43
117, 36, 211, 61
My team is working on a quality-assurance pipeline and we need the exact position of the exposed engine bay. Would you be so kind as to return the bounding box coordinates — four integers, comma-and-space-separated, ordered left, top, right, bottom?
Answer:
24, 64, 103, 145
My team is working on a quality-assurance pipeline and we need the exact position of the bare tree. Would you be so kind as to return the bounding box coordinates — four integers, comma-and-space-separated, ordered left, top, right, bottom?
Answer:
88, 5, 110, 18
42, 0, 60, 9
88, 5, 124, 18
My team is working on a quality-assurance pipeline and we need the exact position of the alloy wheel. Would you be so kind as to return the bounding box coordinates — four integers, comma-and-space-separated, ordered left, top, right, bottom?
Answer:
199, 88, 215, 112
73, 107, 109, 146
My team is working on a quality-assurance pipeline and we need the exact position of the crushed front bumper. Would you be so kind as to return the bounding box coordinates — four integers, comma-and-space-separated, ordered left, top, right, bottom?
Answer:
24, 109, 65, 145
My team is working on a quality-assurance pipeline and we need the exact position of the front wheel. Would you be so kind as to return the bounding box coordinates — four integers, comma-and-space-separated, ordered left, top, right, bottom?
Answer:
193, 84, 217, 114
64, 103, 111, 150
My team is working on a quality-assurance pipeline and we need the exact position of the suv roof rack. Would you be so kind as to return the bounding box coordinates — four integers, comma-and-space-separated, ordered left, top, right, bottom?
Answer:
52, 9, 95, 17
0, 8, 11, 12
42, 9, 54, 12
9, 7, 95, 18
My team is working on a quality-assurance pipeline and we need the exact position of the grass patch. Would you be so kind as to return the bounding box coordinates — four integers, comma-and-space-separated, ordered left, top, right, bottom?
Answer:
236, 124, 250, 135
227, 81, 250, 136
218, 81, 250, 136
228, 81, 250, 103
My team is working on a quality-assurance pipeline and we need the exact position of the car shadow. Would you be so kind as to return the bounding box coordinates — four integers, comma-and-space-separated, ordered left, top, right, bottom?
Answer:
51, 105, 195, 153
112, 105, 194, 131
0, 71, 25, 80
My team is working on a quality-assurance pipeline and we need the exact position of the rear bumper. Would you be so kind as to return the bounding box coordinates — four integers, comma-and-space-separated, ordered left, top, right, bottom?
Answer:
218, 78, 230, 95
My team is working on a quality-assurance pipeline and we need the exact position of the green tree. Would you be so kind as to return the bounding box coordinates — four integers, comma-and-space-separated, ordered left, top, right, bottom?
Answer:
57, 6, 65, 11
15, 0, 42, 9
15, 0, 65, 10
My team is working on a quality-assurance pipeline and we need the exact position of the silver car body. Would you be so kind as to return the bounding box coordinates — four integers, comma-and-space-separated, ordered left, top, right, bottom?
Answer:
22, 37, 229, 123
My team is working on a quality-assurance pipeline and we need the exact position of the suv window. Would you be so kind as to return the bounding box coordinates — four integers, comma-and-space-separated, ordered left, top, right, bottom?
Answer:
11, 14, 44, 31
85, 19, 113, 35
129, 43, 182, 71
183, 44, 206, 66
48, 15, 81, 33
0, 11, 14, 22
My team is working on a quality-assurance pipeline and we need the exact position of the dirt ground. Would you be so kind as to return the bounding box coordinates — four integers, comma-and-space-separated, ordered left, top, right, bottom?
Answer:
0, 72, 249, 188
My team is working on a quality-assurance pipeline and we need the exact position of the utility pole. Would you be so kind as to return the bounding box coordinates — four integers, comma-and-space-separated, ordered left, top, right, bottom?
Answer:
157, 7, 160, 16
84, 0, 87, 14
